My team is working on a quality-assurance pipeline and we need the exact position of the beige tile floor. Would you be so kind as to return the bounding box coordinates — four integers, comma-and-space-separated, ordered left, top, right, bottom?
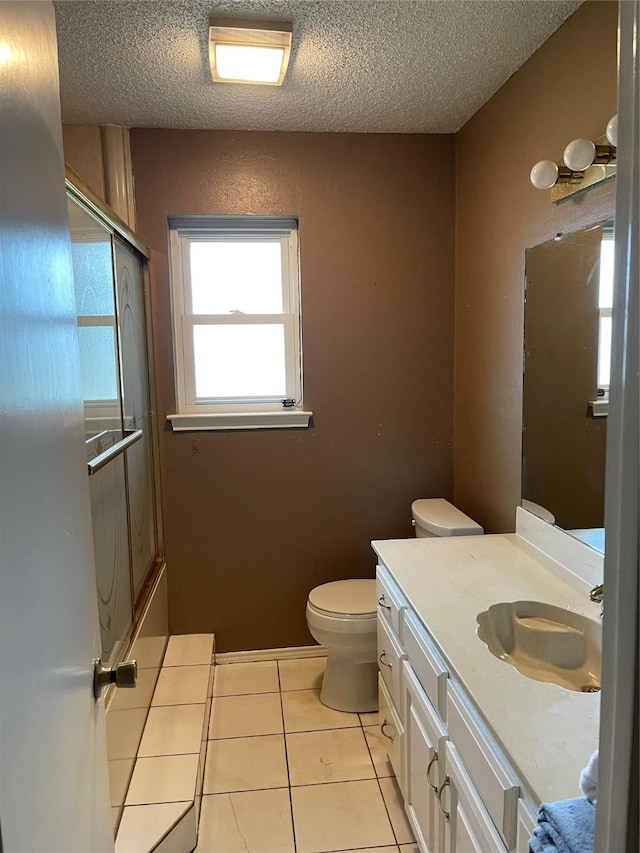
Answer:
196, 656, 418, 853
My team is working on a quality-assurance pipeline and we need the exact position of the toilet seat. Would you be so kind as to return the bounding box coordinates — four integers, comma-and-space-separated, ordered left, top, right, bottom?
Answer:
308, 580, 376, 618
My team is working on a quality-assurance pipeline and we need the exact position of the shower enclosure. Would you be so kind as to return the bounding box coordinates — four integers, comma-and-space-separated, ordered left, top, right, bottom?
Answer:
67, 176, 163, 669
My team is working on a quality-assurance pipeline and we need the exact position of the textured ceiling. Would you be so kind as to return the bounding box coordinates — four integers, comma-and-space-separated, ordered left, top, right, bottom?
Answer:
54, 0, 582, 133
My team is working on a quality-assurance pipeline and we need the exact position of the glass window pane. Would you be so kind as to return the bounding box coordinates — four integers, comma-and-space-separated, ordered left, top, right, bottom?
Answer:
599, 237, 614, 308
190, 241, 283, 314
597, 316, 612, 389
193, 324, 286, 398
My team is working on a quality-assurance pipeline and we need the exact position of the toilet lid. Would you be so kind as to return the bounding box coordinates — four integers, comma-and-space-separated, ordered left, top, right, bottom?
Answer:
412, 498, 483, 536
308, 580, 377, 616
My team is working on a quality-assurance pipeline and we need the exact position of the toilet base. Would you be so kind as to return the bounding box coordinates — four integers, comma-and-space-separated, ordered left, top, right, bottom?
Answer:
319, 646, 378, 713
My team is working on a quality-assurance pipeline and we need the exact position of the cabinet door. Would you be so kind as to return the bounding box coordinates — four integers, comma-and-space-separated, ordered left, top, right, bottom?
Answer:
379, 674, 404, 788
404, 662, 448, 853
378, 609, 406, 714
443, 743, 508, 853
516, 800, 538, 853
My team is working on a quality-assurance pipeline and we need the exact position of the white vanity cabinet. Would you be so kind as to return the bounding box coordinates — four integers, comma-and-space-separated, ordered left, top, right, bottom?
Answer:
373, 530, 601, 853
376, 562, 531, 853
376, 568, 408, 788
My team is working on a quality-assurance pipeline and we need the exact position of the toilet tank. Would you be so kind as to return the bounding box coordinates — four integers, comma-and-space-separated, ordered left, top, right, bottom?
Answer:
411, 498, 484, 538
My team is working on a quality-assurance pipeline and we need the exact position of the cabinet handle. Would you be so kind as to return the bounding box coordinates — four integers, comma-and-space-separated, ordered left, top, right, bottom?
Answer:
426, 750, 439, 793
380, 720, 395, 741
378, 595, 391, 611
437, 776, 451, 823
379, 651, 393, 669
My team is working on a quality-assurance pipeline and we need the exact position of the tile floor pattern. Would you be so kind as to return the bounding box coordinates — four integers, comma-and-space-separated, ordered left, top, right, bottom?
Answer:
196, 656, 418, 853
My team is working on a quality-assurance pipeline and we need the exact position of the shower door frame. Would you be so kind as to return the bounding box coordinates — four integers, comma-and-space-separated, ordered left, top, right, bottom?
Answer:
66, 165, 166, 654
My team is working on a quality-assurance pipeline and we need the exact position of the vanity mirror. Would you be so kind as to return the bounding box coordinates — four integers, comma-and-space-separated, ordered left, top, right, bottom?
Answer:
522, 218, 614, 553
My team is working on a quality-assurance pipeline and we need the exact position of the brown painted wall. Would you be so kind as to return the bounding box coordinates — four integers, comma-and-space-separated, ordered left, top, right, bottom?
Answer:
454, 0, 617, 532
130, 131, 455, 650
62, 125, 106, 200
523, 226, 607, 529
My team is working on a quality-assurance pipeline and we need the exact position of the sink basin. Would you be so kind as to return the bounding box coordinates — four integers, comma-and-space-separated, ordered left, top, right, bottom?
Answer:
476, 601, 601, 692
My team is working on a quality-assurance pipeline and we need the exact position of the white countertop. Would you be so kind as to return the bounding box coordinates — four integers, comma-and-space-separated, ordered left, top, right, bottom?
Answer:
372, 532, 601, 806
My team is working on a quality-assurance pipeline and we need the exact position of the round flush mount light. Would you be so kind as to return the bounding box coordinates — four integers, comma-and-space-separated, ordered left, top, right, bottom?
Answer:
530, 160, 560, 190
563, 138, 597, 172
606, 114, 618, 147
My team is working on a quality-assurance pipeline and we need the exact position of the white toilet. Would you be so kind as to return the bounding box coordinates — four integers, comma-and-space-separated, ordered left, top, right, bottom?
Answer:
306, 580, 378, 712
306, 498, 484, 712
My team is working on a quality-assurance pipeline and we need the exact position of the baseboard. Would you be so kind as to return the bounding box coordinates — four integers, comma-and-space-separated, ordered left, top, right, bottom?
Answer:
215, 644, 326, 664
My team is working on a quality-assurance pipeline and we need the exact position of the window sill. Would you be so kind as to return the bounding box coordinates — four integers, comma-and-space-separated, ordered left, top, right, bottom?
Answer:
166, 411, 313, 432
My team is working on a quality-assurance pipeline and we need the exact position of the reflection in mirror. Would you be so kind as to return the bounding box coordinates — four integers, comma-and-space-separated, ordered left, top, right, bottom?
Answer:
522, 219, 614, 554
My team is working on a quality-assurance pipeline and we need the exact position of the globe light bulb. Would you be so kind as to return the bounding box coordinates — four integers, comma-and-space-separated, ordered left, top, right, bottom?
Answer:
563, 138, 596, 172
530, 160, 559, 190
606, 114, 618, 147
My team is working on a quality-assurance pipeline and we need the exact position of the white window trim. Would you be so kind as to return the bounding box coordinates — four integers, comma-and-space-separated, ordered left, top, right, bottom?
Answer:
590, 225, 615, 418
166, 217, 311, 431
167, 410, 313, 431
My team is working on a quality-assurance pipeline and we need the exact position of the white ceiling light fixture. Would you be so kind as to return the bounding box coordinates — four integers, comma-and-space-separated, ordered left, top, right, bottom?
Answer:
209, 21, 292, 86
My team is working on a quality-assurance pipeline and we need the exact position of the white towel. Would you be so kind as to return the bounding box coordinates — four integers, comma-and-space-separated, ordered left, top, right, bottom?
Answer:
579, 750, 598, 803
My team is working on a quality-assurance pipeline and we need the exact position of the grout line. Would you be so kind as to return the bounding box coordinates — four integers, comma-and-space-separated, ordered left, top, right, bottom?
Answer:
193, 665, 213, 846
137, 748, 203, 759
200, 785, 291, 796
361, 719, 381, 777
285, 726, 360, 735
289, 775, 379, 789
207, 732, 285, 743
286, 777, 381, 790
376, 775, 401, 847
124, 799, 196, 810
277, 660, 299, 853
211, 689, 281, 698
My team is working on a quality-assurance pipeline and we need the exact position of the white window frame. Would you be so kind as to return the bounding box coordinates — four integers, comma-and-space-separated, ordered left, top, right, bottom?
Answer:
596, 226, 614, 394
166, 217, 311, 431
590, 225, 614, 418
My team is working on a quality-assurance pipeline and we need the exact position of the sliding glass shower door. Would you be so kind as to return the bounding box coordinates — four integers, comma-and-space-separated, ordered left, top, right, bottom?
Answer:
68, 194, 159, 668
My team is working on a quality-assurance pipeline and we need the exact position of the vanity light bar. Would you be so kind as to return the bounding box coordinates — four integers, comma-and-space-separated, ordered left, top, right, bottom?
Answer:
530, 114, 617, 192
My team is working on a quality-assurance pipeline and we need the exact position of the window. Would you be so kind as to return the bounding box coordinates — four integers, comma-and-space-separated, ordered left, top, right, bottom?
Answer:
589, 226, 614, 419
597, 228, 614, 392
167, 217, 310, 430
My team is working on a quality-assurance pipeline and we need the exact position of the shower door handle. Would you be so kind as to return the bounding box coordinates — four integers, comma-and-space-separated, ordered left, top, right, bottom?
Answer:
87, 428, 143, 476
93, 658, 138, 700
